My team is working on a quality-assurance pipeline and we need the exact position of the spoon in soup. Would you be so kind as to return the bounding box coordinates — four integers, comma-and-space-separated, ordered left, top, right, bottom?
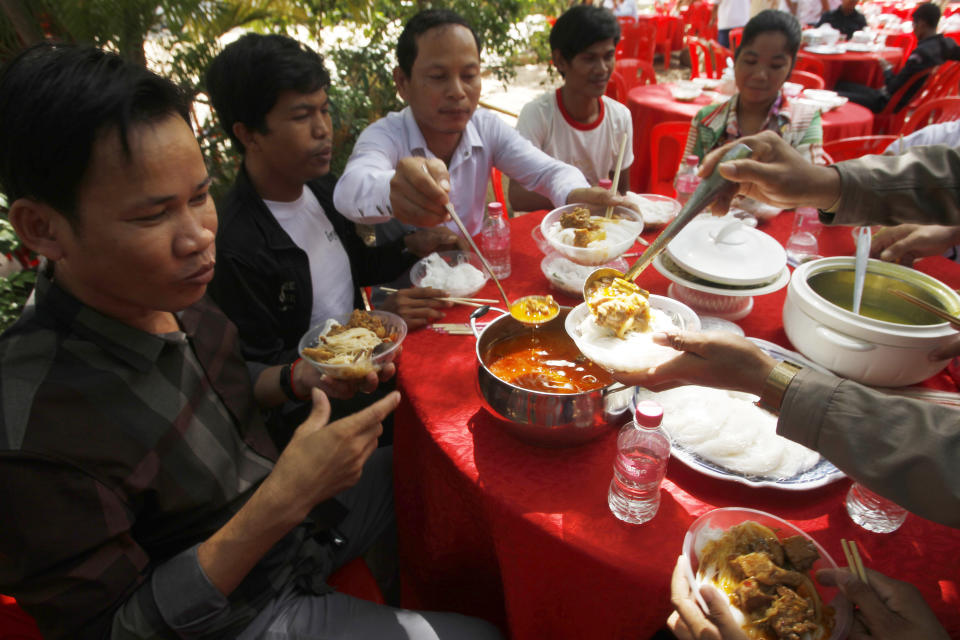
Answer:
582, 143, 754, 307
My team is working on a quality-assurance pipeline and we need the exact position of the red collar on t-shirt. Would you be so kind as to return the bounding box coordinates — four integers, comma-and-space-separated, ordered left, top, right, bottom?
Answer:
554, 88, 606, 131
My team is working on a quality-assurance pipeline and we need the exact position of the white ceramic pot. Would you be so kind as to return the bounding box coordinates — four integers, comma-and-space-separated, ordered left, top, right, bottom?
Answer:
783, 257, 960, 387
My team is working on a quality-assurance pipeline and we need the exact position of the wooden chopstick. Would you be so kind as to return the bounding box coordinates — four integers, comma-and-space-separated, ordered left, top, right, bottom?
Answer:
604, 132, 629, 219
378, 287, 497, 306
889, 289, 960, 330
841, 539, 869, 584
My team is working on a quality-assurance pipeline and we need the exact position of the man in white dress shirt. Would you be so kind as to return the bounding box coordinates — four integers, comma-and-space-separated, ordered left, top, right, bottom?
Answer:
333, 8, 631, 241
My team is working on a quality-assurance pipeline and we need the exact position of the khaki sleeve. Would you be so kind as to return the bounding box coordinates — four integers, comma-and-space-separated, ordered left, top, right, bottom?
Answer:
830, 145, 960, 227
777, 368, 960, 528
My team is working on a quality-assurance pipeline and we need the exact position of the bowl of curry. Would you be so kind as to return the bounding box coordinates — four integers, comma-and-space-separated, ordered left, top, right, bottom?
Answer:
473, 306, 632, 447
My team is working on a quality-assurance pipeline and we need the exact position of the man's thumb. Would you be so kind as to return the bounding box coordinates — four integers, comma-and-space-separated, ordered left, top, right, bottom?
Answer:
308, 387, 331, 426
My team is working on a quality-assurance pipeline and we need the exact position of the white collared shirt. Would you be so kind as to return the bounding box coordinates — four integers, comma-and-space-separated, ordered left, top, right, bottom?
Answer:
333, 107, 590, 236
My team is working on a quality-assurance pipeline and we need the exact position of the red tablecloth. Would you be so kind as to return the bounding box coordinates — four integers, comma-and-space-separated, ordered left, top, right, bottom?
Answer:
393, 211, 960, 639
797, 46, 905, 89
627, 84, 874, 194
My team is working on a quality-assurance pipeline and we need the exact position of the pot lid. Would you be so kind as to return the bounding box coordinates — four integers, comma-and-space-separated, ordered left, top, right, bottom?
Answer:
666, 216, 787, 286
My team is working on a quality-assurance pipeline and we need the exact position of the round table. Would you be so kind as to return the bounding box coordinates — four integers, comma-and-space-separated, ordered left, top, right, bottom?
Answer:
797, 46, 905, 89
627, 84, 875, 194
392, 211, 960, 639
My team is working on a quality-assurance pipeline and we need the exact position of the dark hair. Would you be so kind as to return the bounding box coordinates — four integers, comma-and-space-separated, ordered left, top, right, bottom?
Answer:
736, 10, 802, 62
0, 43, 189, 223
206, 33, 330, 152
396, 9, 482, 77
913, 2, 941, 29
550, 5, 621, 64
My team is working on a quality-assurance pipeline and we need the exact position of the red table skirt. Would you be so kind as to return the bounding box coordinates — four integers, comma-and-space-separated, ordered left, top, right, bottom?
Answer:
797, 46, 905, 90
627, 84, 874, 194
393, 211, 960, 639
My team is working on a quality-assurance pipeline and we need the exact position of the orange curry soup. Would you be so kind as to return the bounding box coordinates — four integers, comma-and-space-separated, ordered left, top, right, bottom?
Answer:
485, 331, 612, 393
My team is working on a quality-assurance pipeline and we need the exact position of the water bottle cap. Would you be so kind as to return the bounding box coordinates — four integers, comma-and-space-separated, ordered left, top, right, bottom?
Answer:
634, 400, 663, 428
598, 178, 613, 189
488, 202, 504, 214
684, 155, 699, 166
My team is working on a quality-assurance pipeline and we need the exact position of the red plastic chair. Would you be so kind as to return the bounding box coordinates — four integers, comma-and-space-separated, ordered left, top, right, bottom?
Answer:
490, 167, 508, 211
900, 96, 960, 135
915, 61, 960, 102
634, 17, 658, 63
823, 135, 897, 162
686, 37, 712, 79
648, 120, 691, 195
653, 14, 679, 68
687, 37, 729, 79
615, 58, 658, 90
788, 69, 826, 90
682, 1, 716, 40
615, 16, 641, 59
1, 558, 384, 640
872, 69, 934, 134
605, 69, 629, 103
793, 55, 825, 78
708, 40, 733, 75
729, 27, 744, 52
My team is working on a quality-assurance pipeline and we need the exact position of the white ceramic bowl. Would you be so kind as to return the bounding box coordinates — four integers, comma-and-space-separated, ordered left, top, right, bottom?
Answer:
784, 257, 960, 386
683, 507, 851, 640
565, 297, 700, 373
540, 253, 629, 297
299, 310, 407, 380
540, 203, 644, 266
410, 250, 488, 297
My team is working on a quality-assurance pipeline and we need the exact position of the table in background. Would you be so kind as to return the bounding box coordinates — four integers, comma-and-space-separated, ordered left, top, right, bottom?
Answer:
392, 211, 960, 639
627, 84, 874, 194
797, 46, 905, 89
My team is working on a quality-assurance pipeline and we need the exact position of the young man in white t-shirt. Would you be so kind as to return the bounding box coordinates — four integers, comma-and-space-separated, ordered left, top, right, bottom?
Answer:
510, 4, 635, 213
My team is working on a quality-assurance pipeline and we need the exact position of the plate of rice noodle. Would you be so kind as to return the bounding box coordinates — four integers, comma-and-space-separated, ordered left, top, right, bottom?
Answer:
631, 339, 845, 490
566, 275, 701, 373
683, 508, 851, 640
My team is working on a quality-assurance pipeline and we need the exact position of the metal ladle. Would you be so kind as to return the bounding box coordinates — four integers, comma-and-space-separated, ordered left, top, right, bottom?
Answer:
582, 143, 754, 303
440, 200, 559, 326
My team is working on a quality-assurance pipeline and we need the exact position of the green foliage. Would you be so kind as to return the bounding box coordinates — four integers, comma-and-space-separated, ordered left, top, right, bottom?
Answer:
0, 0, 555, 325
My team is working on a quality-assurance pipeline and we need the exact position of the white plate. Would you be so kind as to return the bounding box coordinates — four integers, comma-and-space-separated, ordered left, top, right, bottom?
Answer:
632, 339, 845, 490
565, 298, 701, 373
664, 217, 787, 286
653, 253, 790, 297
804, 44, 846, 54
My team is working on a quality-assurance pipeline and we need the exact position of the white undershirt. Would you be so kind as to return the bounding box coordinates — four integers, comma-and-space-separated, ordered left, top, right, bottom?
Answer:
264, 186, 354, 327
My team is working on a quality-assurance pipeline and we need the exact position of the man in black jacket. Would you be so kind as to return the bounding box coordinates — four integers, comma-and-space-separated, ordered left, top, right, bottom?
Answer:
835, 2, 960, 112
206, 34, 462, 442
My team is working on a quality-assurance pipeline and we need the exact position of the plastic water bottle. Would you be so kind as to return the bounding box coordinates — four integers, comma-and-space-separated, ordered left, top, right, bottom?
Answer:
674, 155, 701, 206
785, 206, 821, 265
845, 482, 908, 533
481, 202, 511, 279
608, 401, 671, 524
